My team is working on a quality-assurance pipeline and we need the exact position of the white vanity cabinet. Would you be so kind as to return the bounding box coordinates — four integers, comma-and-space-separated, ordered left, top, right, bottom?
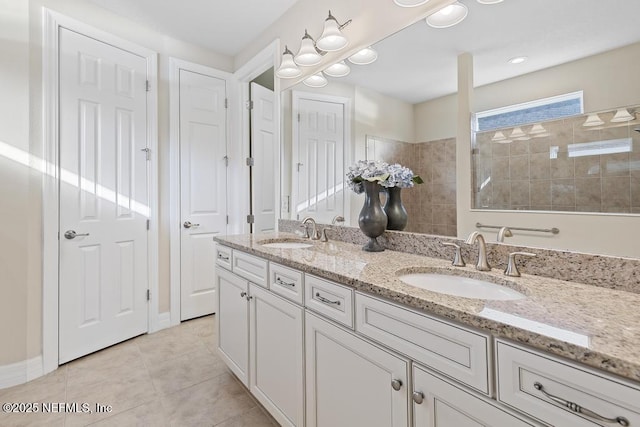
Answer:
215, 247, 304, 427
305, 311, 410, 427
412, 364, 536, 426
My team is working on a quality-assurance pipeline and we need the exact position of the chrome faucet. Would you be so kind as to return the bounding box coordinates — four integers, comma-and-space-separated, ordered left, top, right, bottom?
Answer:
464, 231, 491, 271
301, 217, 320, 240
331, 215, 345, 225
497, 226, 513, 242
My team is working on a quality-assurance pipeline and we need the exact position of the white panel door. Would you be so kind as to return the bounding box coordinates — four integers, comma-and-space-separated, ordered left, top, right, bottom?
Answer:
179, 69, 227, 320
294, 96, 345, 223
58, 28, 149, 364
250, 82, 276, 233
305, 311, 409, 427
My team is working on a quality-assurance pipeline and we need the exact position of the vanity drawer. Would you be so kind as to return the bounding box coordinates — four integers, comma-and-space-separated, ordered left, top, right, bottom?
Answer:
232, 250, 268, 288
269, 263, 304, 305
215, 245, 232, 270
496, 340, 640, 427
305, 274, 354, 328
355, 292, 491, 395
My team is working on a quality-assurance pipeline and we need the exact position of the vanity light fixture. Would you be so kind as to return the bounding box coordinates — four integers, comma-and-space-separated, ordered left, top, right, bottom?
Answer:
348, 46, 378, 65
426, 2, 468, 28
294, 30, 323, 66
510, 127, 530, 140
528, 123, 546, 135
582, 113, 604, 127
393, 0, 431, 7
476, 0, 504, 4
303, 72, 328, 88
324, 60, 351, 77
275, 45, 302, 79
610, 108, 635, 123
491, 131, 507, 141
316, 11, 352, 51
508, 56, 527, 64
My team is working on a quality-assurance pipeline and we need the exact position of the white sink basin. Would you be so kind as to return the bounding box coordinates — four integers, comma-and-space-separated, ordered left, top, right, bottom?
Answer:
261, 241, 313, 249
398, 273, 526, 300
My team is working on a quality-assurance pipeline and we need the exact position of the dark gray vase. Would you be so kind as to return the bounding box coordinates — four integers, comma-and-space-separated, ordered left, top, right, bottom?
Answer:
383, 186, 408, 231
358, 181, 387, 252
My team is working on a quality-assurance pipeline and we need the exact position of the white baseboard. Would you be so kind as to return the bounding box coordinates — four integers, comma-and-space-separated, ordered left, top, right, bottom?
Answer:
156, 312, 172, 332
0, 355, 44, 390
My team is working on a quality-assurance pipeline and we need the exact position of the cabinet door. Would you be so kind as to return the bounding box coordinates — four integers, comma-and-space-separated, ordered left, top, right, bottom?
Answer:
249, 284, 304, 427
216, 268, 249, 386
413, 365, 536, 427
305, 311, 409, 427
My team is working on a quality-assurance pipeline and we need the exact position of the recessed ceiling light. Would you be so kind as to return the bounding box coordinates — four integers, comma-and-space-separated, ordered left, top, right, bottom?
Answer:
477, 0, 504, 4
394, 0, 430, 6
508, 56, 527, 64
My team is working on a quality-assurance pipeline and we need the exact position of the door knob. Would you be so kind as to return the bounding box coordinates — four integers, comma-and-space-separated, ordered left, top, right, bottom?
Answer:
64, 230, 90, 240
412, 391, 425, 405
183, 221, 200, 229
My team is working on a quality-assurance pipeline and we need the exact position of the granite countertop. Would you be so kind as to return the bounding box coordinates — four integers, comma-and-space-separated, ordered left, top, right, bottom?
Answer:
215, 232, 640, 384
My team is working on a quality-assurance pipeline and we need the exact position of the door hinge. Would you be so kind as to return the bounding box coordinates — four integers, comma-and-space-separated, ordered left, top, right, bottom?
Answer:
146, 219, 150, 230
146, 289, 151, 301
146, 80, 151, 92
297, 113, 301, 122
141, 147, 150, 160
223, 155, 229, 167
226, 215, 229, 225
246, 100, 254, 110
224, 98, 228, 109
246, 214, 255, 224
246, 157, 254, 167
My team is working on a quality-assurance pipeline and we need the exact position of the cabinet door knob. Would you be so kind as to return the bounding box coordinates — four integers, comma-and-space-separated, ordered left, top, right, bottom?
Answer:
240, 291, 247, 298
391, 379, 402, 391
412, 391, 425, 405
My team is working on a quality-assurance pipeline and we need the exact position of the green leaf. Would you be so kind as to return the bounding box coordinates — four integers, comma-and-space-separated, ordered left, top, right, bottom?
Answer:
412, 175, 424, 184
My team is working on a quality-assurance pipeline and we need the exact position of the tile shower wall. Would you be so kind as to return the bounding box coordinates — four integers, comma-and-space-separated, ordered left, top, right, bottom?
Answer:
368, 137, 457, 236
473, 110, 640, 213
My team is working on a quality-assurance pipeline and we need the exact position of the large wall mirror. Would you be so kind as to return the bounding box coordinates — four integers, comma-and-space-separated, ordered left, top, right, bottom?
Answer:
279, 0, 640, 257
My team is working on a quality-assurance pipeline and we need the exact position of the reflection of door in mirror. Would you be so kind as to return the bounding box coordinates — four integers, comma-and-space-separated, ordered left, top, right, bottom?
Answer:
291, 92, 350, 223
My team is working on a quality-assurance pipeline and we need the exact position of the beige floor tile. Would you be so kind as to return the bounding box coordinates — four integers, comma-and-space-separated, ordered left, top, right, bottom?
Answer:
86, 399, 169, 427
214, 406, 279, 427
0, 365, 68, 403
149, 347, 229, 395
0, 409, 66, 427
163, 373, 256, 427
136, 324, 207, 366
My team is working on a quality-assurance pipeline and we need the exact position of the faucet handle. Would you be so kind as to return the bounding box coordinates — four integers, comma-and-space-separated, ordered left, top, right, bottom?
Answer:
321, 227, 331, 242
442, 242, 466, 267
299, 223, 310, 239
505, 252, 536, 277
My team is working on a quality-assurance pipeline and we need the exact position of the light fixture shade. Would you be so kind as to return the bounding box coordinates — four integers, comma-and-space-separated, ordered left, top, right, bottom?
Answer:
426, 2, 468, 28
583, 113, 604, 127
393, 0, 430, 7
303, 72, 328, 88
508, 56, 527, 64
510, 127, 530, 140
348, 47, 378, 65
491, 131, 507, 141
275, 46, 301, 79
529, 124, 546, 134
324, 61, 351, 77
294, 31, 322, 66
316, 15, 348, 51
611, 108, 634, 123
477, 0, 504, 4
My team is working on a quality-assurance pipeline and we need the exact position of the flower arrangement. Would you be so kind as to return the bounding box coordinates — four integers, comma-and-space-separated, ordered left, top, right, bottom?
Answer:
346, 160, 422, 193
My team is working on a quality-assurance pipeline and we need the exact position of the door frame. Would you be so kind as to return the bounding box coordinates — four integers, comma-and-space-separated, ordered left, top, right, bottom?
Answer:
42, 9, 159, 374
291, 91, 352, 223
168, 58, 233, 326
234, 40, 281, 234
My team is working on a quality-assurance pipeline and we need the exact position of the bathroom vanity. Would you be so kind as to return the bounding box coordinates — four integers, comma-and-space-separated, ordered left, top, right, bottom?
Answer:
214, 232, 640, 427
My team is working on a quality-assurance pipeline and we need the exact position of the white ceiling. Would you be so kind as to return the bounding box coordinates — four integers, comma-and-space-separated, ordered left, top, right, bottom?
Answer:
87, 0, 300, 56
88, 0, 640, 104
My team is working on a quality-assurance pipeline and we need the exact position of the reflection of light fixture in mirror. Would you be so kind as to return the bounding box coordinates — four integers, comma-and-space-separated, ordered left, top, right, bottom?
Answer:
393, 0, 430, 6
348, 47, 378, 65
528, 124, 546, 135
303, 72, 328, 88
610, 108, 634, 122
275, 46, 302, 78
426, 2, 468, 28
568, 138, 632, 158
510, 127, 530, 140
316, 11, 351, 52
294, 30, 323, 66
324, 60, 351, 77
491, 131, 507, 141
582, 113, 604, 127
508, 56, 527, 64
477, 0, 504, 3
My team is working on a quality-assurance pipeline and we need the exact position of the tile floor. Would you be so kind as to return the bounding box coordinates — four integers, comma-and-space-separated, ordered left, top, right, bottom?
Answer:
0, 315, 278, 427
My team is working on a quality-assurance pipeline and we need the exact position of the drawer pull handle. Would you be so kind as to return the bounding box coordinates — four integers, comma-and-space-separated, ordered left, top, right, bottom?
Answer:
391, 379, 402, 391
533, 382, 629, 426
217, 253, 229, 261
276, 277, 295, 288
315, 292, 341, 306
412, 391, 424, 405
